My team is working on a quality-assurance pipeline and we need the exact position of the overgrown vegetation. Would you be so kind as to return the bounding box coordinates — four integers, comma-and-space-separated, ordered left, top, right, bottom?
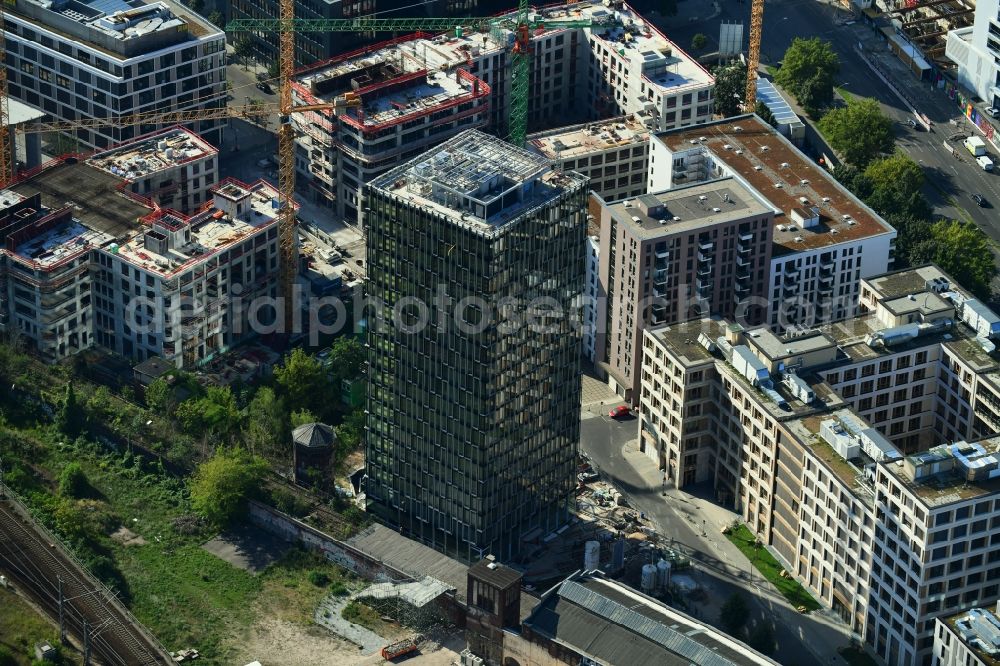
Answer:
724, 524, 820, 611
0, 587, 81, 665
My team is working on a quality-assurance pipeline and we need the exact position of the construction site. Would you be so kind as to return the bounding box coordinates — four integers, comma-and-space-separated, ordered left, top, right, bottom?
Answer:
878, 0, 976, 74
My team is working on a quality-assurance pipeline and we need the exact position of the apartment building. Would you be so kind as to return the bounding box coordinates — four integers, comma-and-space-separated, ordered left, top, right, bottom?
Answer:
86, 126, 218, 214
528, 116, 650, 203
649, 115, 896, 331
0, 156, 280, 367
291, 36, 491, 224
364, 130, 588, 561
595, 178, 773, 401
3, 0, 226, 150
582, 234, 600, 363
945, 0, 1000, 112
637, 265, 1000, 666
933, 604, 1000, 666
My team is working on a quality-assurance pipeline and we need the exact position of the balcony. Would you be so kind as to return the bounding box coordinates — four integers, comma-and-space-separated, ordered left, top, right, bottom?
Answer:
737, 243, 752, 254
655, 249, 670, 260
735, 269, 751, 282
735, 283, 750, 298
699, 241, 715, 251
735, 254, 750, 267
654, 269, 668, 284
739, 232, 754, 242
698, 252, 713, 263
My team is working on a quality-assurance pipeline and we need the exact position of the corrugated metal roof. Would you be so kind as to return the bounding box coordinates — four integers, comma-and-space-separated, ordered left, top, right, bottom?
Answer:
558, 581, 745, 666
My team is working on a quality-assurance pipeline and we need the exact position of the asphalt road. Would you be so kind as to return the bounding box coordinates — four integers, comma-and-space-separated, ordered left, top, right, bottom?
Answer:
580, 410, 853, 665
655, 0, 1000, 236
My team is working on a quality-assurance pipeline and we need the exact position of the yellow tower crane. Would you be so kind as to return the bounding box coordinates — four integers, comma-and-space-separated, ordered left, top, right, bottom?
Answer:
744, 0, 765, 114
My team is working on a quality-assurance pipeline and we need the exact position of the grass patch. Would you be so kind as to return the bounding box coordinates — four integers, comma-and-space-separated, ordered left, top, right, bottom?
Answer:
838, 646, 879, 666
341, 600, 401, 637
724, 524, 821, 612
0, 587, 81, 665
0, 431, 358, 664
835, 86, 854, 102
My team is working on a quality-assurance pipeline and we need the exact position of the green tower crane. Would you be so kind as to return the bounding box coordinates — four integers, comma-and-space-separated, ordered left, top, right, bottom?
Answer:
226, 0, 593, 147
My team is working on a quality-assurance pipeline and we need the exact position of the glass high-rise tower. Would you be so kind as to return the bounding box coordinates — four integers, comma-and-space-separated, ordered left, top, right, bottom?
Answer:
364, 130, 588, 561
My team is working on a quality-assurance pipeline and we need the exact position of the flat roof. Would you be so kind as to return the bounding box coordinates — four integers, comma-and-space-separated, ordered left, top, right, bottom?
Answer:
292, 38, 487, 130
890, 436, 1000, 506
10, 217, 112, 268
369, 129, 587, 230
647, 318, 728, 367
943, 608, 1000, 666
606, 178, 770, 240
10, 159, 147, 238
755, 78, 803, 130
8, 98, 46, 125
655, 115, 895, 255
113, 181, 278, 277
526, 2, 712, 93
863, 265, 951, 300
87, 127, 216, 181
528, 116, 650, 161
784, 411, 875, 496
745, 326, 837, 361
468, 557, 522, 590
525, 573, 778, 665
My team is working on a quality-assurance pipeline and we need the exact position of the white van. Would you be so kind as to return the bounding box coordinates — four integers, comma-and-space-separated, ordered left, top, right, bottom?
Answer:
977, 155, 994, 171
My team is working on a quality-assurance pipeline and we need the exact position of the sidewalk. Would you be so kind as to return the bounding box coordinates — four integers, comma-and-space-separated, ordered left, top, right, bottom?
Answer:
614, 437, 856, 665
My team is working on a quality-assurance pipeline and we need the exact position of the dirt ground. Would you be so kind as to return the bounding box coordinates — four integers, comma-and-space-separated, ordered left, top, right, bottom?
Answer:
233, 618, 463, 666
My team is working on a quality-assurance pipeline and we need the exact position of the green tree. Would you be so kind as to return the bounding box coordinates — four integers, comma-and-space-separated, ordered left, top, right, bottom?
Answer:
862, 152, 932, 221
718, 592, 749, 635
233, 37, 253, 71
145, 377, 175, 415
711, 62, 748, 118
58, 462, 89, 498
754, 101, 776, 128
691, 33, 707, 51
775, 37, 839, 115
818, 97, 894, 167
327, 337, 365, 384
244, 386, 289, 458
334, 409, 365, 459
275, 348, 331, 415
886, 214, 932, 268
189, 448, 268, 525
0, 646, 17, 666
291, 408, 318, 428
174, 386, 240, 439
913, 220, 998, 300
747, 622, 776, 655
56, 383, 85, 438
207, 10, 224, 27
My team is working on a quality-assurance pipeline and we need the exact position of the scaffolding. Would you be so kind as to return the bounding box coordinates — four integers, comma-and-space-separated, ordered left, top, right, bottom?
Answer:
354, 576, 452, 630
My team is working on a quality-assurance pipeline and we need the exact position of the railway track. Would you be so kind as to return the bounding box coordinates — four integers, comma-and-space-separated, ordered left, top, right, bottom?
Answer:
0, 492, 171, 665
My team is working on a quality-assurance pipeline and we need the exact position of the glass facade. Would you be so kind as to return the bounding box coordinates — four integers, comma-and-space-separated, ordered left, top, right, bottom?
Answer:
364, 166, 587, 562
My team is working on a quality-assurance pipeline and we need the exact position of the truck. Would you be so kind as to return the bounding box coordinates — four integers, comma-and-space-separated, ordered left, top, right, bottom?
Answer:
977, 155, 994, 171
964, 136, 987, 157
381, 639, 418, 661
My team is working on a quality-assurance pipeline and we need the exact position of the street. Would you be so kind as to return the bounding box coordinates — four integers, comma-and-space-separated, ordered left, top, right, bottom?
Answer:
578, 387, 853, 665
654, 0, 1000, 236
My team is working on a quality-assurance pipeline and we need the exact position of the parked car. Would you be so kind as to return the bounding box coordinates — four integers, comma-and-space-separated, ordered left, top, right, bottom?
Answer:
256, 81, 273, 94
577, 470, 599, 484
608, 405, 630, 419
987, 108, 999, 118
973, 193, 988, 207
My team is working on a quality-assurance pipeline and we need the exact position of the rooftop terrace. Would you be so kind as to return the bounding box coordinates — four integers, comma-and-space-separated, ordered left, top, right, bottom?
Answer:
606, 178, 770, 239
369, 129, 587, 230
656, 115, 895, 254
87, 127, 216, 181
528, 116, 650, 161
944, 607, 1000, 666
9, 215, 112, 268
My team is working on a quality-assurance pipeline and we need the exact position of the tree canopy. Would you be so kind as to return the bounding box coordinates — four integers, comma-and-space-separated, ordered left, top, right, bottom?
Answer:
189, 448, 268, 525
691, 33, 707, 51
174, 386, 240, 440
274, 348, 330, 415
243, 386, 289, 459
818, 97, 894, 167
775, 38, 839, 115
912, 220, 997, 300
754, 101, 776, 128
711, 62, 748, 118
56, 383, 85, 439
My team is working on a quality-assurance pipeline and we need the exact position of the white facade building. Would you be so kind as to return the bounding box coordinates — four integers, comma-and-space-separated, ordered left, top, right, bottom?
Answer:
934, 605, 1000, 666
0, 155, 279, 367
528, 116, 650, 203
946, 0, 1000, 110
86, 126, 218, 214
637, 265, 1000, 666
648, 115, 896, 331
3, 0, 226, 150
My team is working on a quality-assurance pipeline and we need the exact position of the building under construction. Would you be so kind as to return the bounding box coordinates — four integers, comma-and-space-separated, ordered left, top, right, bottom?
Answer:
0, 152, 281, 367
879, 0, 975, 73
291, 36, 492, 223
291, 1, 714, 224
